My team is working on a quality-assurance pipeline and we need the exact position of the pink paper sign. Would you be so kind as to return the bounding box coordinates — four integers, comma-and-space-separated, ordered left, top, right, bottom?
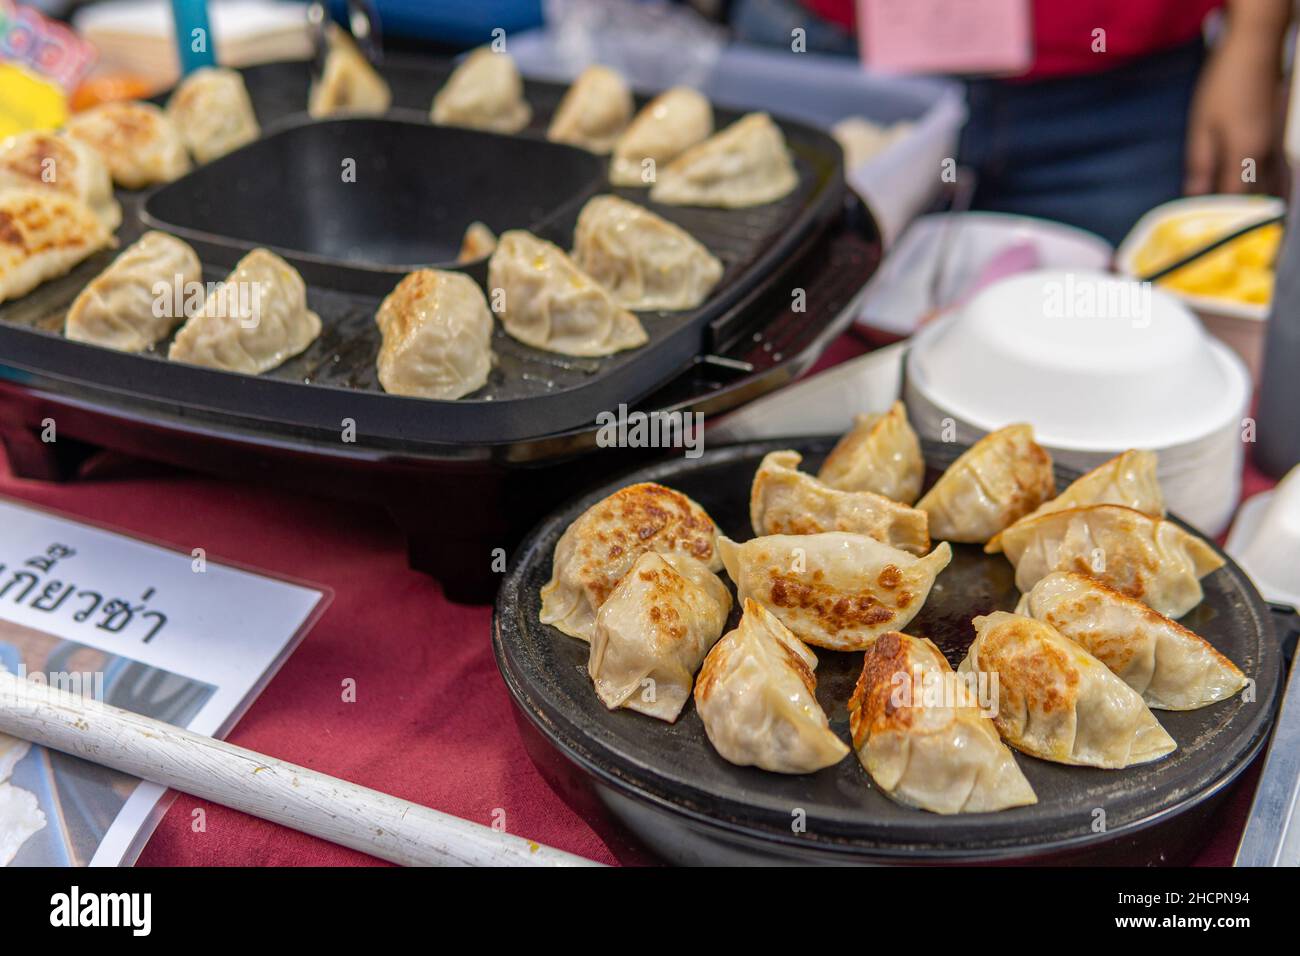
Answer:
856, 0, 1034, 75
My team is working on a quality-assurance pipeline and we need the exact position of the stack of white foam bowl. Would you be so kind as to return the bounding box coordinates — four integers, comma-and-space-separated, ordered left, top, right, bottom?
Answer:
905, 269, 1252, 536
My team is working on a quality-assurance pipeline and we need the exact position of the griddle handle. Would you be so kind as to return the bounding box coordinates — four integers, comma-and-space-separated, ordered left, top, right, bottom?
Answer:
1268, 602, 1300, 665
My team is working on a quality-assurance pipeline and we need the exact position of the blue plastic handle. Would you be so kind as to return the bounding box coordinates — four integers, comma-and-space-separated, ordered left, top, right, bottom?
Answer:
171, 0, 219, 75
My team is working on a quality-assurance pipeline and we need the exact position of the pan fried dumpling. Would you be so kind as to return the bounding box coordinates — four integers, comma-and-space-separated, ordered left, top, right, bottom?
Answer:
457, 221, 497, 263
717, 532, 952, 651
169, 248, 321, 373
309, 25, 391, 117
916, 424, 1055, 544
571, 194, 722, 311
167, 67, 259, 164
64, 100, 191, 189
589, 551, 731, 721
488, 230, 647, 356
817, 401, 924, 504
987, 449, 1164, 553
1017, 572, 1246, 710
609, 86, 712, 187
998, 504, 1223, 618
431, 47, 531, 134
540, 482, 722, 642
374, 269, 493, 400
695, 599, 849, 773
65, 231, 201, 352
0, 190, 113, 305
960, 612, 1176, 768
650, 112, 798, 209
0, 131, 120, 231
547, 65, 632, 154
849, 631, 1036, 813
750, 450, 930, 555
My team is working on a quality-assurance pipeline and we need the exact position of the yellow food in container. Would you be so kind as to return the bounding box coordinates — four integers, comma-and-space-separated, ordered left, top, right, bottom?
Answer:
1131, 211, 1281, 306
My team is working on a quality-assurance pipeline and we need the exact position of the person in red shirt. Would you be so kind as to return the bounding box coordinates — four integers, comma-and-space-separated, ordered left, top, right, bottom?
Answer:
729, 0, 1288, 243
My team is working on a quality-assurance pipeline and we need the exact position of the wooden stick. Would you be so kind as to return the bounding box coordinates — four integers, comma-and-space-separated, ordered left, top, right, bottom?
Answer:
0, 672, 598, 867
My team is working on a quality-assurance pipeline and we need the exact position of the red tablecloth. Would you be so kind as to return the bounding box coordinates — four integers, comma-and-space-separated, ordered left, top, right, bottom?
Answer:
0, 331, 1278, 866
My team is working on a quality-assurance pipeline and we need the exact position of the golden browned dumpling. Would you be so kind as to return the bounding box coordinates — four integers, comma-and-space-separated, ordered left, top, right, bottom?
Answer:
167, 67, 260, 164
64, 100, 191, 188
0, 131, 120, 231
609, 86, 712, 187
431, 47, 531, 134
817, 401, 925, 504
457, 221, 497, 263
308, 24, 392, 117
0, 190, 113, 305
650, 112, 798, 208
547, 65, 632, 154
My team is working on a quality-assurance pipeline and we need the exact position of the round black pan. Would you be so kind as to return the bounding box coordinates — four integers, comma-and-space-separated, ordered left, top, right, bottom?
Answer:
493, 437, 1284, 864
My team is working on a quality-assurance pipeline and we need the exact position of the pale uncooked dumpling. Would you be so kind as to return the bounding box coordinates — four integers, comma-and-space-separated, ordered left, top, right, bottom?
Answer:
308, 24, 392, 117
570, 194, 722, 311
65, 231, 201, 352
0, 190, 113, 305
169, 248, 321, 373
374, 269, 493, 400
167, 67, 260, 164
609, 86, 712, 187
998, 504, 1224, 618
750, 450, 929, 555
64, 100, 191, 189
817, 401, 925, 504
650, 112, 798, 208
487, 229, 647, 356
695, 599, 849, 774
717, 532, 952, 651
547, 65, 633, 154
1016, 572, 1246, 710
916, 424, 1055, 544
849, 631, 1037, 813
960, 612, 1177, 768
430, 47, 531, 134
457, 221, 497, 263
0, 131, 120, 231
540, 481, 722, 642
589, 551, 731, 722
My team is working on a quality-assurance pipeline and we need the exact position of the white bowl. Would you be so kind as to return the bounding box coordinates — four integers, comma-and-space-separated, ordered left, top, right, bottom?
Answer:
1226, 465, 1300, 610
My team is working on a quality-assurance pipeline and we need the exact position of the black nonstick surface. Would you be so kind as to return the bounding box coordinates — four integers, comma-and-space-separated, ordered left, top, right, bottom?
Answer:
493, 437, 1284, 863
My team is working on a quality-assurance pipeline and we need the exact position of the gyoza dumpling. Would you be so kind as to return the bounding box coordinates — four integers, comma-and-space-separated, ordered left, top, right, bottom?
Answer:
0, 190, 113, 305
609, 86, 712, 187
374, 269, 493, 400
848, 631, 1036, 813
64, 100, 191, 189
998, 504, 1224, 618
547, 65, 632, 154
987, 449, 1164, 553
430, 47, 531, 134
571, 194, 722, 311
169, 248, 321, 373
0, 131, 120, 231
308, 24, 391, 117
650, 112, 798, 209
916, 424, 1055, 544
167, 67, 260, 164
817, 401, 924, 504
750, 450, 930, 555
540, 482, 722, 642
717, 532, 951, 651
1017, 572, 1246, 710
65, 231, 201, 352
457, 221, 497, 263
960, 612, 1176, 768
695, 599, 849, 773
487, 230, 647, 356
590, 551, 731, 722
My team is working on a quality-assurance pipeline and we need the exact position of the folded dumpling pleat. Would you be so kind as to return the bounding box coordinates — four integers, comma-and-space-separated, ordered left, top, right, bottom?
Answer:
750, 450, 930, 554
695, 599, 849, 773
571, 194, 722, 311
0, 131, 120, 231
66, 231, 201, 352
1017, 572, 1246, 710
547, 65, 633, 154
987, 449, 1164, 553
916, 424, 1055, 544
650, 112, 798, 208
488, 229, 647, 356
169, 248, 321, 373
540, 482, 722, 642
960, 612, 1176, 768
609, 87, 713, 187
64, 100, 191, 189
167, 67, 260, 164
374, 269, 493, 400
817, 401, 925, 504
849, 631, 1037, 813
590, 551, 731, 722
0, 190, 113, 305
308, 25, 392, 118
718, 532, 951, 651
998, 504, 1224, 618
431, 47, 531, 134
457, 221, 497, 263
